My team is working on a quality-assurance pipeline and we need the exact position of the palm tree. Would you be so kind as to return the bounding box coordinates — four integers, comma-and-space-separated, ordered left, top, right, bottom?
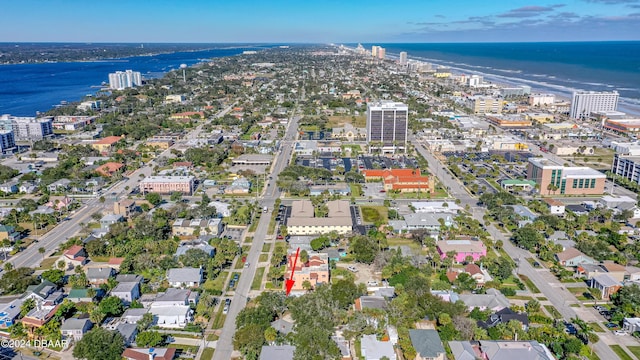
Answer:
38, 247, 46, 260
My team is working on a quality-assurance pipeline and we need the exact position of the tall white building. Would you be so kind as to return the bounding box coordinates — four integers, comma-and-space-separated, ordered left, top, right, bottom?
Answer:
399, 51, 407, 65
0, 130, 16, 154
366, 101, 408, 153
570, 91, 619, 119
529, 94, 555, 107
108, 70, 142, 90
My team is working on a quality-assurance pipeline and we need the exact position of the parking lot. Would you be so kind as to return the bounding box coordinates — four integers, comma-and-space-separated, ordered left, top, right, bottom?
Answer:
296, 156, 353, 172
358, 155, 418, 170
223, 227, 246, 242
362, 182, 385, 199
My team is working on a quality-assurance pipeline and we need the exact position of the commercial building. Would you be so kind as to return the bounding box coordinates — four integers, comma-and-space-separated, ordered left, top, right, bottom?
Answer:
436, 238, 487, 263
500, 86, 531, 97
467, 96, 502, 114
612, 153, 640, 185
528, 93, 555, 107
0, 130, 16, 154
139, 176, 195, 195
7, 117, 53, 141
527, 157, 606, 195
366, 100, 408, 153
361, 168, 434, 193
485, 115, 531, 128
108, 70, 142, 90
231, 154, 273, 166
570, 91, 619, 119
172, 218, 223, 237
603, 118, 640, 134
286, 200, 352, 235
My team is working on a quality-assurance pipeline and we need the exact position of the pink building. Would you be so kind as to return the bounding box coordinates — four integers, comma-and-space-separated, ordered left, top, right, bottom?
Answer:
139, 176, 195, 195
436, 239, 487, 263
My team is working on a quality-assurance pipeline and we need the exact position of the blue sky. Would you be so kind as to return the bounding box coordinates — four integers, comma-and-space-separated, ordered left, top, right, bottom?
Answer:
2, 0, 639, 42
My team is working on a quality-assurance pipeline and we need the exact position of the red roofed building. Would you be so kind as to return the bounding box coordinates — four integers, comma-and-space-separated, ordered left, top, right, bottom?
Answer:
284, 252, 329, 292
361, 169, 435, 193
91, 135, 123, 153
96, 162, 125, 177
123, 348, 176, 360
59, 245, 88, 269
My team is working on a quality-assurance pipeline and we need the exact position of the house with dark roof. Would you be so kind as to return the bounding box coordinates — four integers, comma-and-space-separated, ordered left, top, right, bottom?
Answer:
449, 340, 555, 360
167, 268, 203, 288
477, 308, 529, 331
354, 296, 388, 311
458, 288, 510, 311
271, 318, 294, 335
259, 345, 295, 360
409, 329, 446, 360
590, 273, 622, 300
86, 267, 116, 285
61, 318, 93, 341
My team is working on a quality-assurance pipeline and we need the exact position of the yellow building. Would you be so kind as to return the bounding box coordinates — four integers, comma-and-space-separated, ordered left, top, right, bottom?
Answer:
286, 200, 353, 235
91, 136, 123, 153
146, 138, 174, 150
525, 113, 555, 123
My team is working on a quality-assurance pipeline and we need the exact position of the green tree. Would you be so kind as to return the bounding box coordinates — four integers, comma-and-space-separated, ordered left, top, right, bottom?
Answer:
0, 267, 37, 294
144, 192, 162, 206
136, 331, 165, 347
350, 235, 378, 264
20, 298, 35, 317
233, 323, 265, 359
73, 328, 125, 360
454, 272, 477, 292
137, 312, 155, 331
179, 248, 209, 268
170, 192, 182, 202
512, 226, 544, 251
41, 269, 66, 286
264, 327, 277, 344
98, 296, 124, 317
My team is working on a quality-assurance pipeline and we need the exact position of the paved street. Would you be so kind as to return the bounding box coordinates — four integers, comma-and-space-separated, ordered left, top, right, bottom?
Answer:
410, 134, 624, 360
212, 113, 300, 360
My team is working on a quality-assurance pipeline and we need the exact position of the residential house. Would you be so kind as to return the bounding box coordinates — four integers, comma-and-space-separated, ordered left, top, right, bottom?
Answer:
100, 214, 125, 228
66, 288, 101, 303
412, 201, 463, 214
114, 199, 138, 218
509, 205, 539, 221
60, 318, 93, 341
209, 200, 231, 217
0, 181, 18, 194
284, 252, 330, 291
555, 248, 596, 267
0, 299, 24, 328
449, 340, 555, 360
116, 323, 138, 346
623, 318, 640, 334
544, 198, 566, 215
271, 318, 294, 335
149, 289, 196, 329
59, 245, 88, 269
547, 231, 574, 251
111, 281, 141, 305
21, 306, 60, 337
309, 183, 351, 196
172, 218, 223, 237
477, 308, 529, 331
361, 334, 396, 360
116, 274, 144, 285
409, 329, 446, 360
152, 288, 198, 307
46, 196, 74, 210
122, 348, 176, 360
578, 261, 627, 282
121, 308, 150, 324
167, 267, 203, 288
355, 296, 388, 311
47, 178, 71, 192
96, 162, 125, 177
259, 345, 296, 360
458, 288, 510, 311
175, 240, 215, 257
590, 273, 622, 300
225, 177, 251, 194
388, 213, 452, 234
86, 267, 116, 285
436, 238, 487, 263
332, 335, 352, 360
0, 225, 20, 242
19, 183, 37, 194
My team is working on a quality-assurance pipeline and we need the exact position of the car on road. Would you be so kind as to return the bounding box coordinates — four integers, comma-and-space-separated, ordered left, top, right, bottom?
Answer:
614, 330, 627, 336
244, 262, 250, 268
347, 266, 358, 273
367, 281, 379, 287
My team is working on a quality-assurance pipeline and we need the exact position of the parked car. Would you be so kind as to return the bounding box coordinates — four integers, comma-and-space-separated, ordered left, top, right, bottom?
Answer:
347, 266, 358, 273
367, 281, 379, 287
615, 330, 627, 336
244, 262, 250, 268
605, 322, 618, 329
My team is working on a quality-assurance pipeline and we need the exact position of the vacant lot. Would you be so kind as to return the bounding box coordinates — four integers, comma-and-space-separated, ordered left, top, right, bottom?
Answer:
327, 115, 366, 128
360, 205, 388, 223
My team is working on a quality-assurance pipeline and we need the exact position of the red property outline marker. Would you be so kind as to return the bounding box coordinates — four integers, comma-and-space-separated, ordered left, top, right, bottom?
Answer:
285, 247, 300, 296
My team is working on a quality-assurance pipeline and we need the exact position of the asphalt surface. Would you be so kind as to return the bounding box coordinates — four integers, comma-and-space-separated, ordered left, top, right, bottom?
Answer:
411, 134, 622, 360
212, 113, 300, 360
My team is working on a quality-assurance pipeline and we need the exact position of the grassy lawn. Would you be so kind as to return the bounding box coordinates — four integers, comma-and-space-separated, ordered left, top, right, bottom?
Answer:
350, 184, 363, 197
37, 257, 58, 269
259, 253, 268, 262
251, 267, 265, 290
518, 274, 540, 293
202, 271, 229, 294
589, 322, 605, 333
544, 305, 562, 319
262, 243, 271, 252
244, 236, 253, 243
212, 309, 226, 329
610, 345, 633, 360
360, 206, 388, 223
386, 237, 424, 254
627, 346, 640, 359
570, 304, 581, 307
537, 297, 547, 301
201, 348, 214, 360
328, 115, 366, 128
508, 295, 534, 301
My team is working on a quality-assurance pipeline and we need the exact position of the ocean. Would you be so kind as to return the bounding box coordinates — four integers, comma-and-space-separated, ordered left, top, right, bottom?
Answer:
0, 46, 262, 116
358, 42, 640, 114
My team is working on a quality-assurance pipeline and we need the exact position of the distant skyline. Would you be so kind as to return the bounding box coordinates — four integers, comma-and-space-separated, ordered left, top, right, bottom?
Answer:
2, 0, 640, 43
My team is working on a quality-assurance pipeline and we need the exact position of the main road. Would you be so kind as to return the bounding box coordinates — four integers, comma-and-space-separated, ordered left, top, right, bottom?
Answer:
212, 111, 300, 360
410, 134, 622, 360
7, 105, 235, 270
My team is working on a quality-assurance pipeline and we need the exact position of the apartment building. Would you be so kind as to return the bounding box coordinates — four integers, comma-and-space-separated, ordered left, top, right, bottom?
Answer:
284, 252, 329, 291
286, 200, 352, 235
139, 176, 195, 195
570, 91, 619, 119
